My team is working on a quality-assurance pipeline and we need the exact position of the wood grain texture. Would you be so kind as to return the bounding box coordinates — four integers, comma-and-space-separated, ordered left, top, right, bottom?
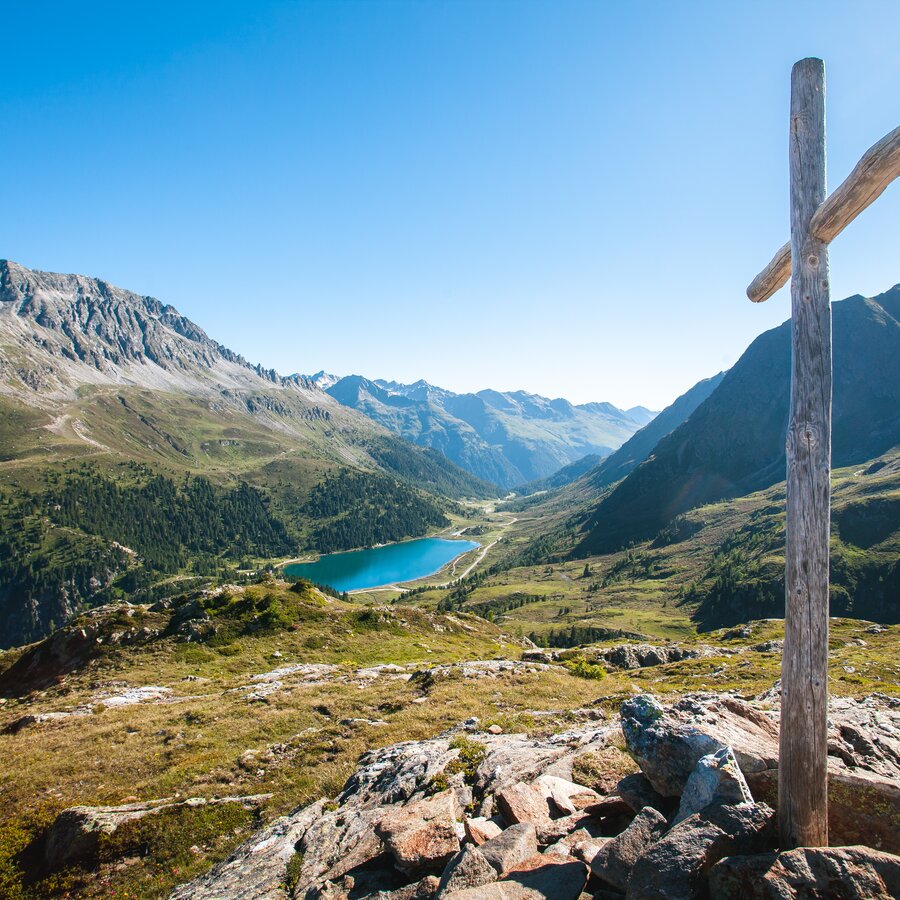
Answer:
780, 57, 831, 851
748, 124, 900, 302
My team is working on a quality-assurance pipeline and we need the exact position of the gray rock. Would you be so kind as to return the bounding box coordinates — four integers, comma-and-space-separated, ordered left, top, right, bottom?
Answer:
479, 823, 539, 875
591, 643, 709, 671
473, 725, 617, 798
620, 695, 729, 797
504, 854, 589, 899
674, 745, 753, 825
293, 805, 386, 891
169, 798, 326, 900
589, 806, 668, 892
615, 772, 674, 816
338, 736, 459, 808
445, 854, 588, 899
626, 802, 777, 900
436, 845, 497, 895
708, 846, 900, 899
374, 876, 442, 899
535, 775, 601, 815
534, 812, 594, 846
622, 692, 900, 851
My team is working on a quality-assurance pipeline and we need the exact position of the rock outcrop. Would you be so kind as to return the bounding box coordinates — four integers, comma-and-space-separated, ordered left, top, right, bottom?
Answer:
708, 845, 900, 899
44, 794, 270, 871
622, 691, 900, 853
168, 691, 900, 899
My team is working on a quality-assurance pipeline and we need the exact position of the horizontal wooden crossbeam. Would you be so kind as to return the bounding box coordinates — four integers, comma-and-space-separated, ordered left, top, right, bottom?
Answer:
748, 124, 900, 303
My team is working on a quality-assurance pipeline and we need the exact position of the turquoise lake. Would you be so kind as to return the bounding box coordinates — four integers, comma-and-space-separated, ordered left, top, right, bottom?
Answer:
284, 537, 480, 592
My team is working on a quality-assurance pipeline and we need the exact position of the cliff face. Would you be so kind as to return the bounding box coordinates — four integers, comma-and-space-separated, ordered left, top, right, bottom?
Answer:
0, 259, 320, 403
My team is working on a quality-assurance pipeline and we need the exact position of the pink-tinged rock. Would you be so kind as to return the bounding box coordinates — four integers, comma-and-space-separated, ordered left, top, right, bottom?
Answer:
374, 790, 461, 873
478, 823, 539, 875
536, 775, 601, 816
464, 816, 503, 845
589, 806, 667, 892
708, 846, 900, 900
497, 782, 555, 826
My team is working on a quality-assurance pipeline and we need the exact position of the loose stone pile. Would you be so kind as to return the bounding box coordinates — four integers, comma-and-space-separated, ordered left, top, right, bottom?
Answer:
164, 690, 900, 899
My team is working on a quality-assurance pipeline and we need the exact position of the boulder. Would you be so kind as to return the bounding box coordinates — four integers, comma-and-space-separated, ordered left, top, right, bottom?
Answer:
478, 823, 539, 875
626, 802, 777, 900
589, 806, 668, 892
372, 876, 441, 899
674, 746, 753, 825
572, 836, 611, 865
374, 790, 461, 874
473, 726, 616, 798
708, 846, 900, 899
445, 854, 588, 899
505, 854, 588, 898
744, 694, 900, 853
464, 816, 503, 845
436, 845, 497, 896
592, 643, 706, 671
621, 692, 900, 853
534, 812, 595, 846
295, 806, 387, 890
615, 772, 675, 817
339, 737, 459, 808
620, 694, 776, 798
44, 794, 269, 872
496, 783, 554, 826
535, 775, 601, 815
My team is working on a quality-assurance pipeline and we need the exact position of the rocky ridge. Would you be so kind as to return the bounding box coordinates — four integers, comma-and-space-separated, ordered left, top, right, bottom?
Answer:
0, 259, 323, 405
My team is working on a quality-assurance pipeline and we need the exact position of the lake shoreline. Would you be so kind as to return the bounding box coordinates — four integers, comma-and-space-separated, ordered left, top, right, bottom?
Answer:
283, 536, 481, 593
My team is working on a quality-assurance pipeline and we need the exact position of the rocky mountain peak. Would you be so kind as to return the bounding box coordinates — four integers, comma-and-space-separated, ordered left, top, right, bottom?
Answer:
0, 260, 321, 403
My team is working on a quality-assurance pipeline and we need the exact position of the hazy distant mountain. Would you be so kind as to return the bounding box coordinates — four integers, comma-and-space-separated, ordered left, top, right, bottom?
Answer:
309, 370, 340, 390
576, 286, 900, 554
516, 453, 604, 495
625, 406, 657, 427
317, 373, 656, 488
585, 372, 727, 491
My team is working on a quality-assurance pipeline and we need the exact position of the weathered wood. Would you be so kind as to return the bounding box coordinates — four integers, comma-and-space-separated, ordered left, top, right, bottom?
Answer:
748, 123, 900, 302
780, 57, 831, 851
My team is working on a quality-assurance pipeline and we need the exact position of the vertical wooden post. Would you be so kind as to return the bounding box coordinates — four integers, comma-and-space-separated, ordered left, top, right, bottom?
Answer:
780, 57, 831, 849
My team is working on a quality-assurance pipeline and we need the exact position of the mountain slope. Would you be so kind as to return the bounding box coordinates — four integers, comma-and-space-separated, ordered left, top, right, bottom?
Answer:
0, 261, 495, 647
585, 371, 727, 490
321, 373, 654, 488
575, 287, 900, 554
515, 453, 604, 495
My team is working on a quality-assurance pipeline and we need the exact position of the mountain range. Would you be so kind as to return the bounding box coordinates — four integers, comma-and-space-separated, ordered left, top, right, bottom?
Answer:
0, 260, 494, 646
310, 372, 656, 488
573, 285, 900, 555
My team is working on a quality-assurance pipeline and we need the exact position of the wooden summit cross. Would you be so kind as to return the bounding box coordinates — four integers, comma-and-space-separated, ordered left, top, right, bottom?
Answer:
747, 57, 900, 850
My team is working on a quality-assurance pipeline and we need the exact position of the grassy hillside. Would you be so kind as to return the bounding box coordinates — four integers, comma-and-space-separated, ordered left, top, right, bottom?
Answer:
0, 387, 495, 648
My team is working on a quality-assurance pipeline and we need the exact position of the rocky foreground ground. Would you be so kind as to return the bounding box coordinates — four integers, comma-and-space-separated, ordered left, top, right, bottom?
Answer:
42, 689, 899, 899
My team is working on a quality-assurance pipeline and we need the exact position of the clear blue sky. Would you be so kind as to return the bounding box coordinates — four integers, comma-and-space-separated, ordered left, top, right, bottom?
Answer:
2, 1, 898, 409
